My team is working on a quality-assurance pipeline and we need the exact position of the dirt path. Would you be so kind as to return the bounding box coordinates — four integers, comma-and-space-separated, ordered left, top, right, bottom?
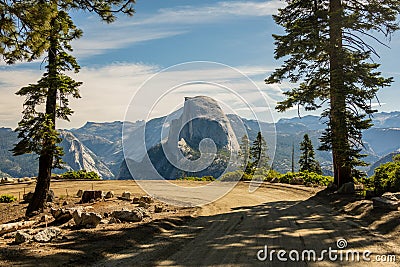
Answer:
93, 183, 399, 267
1, 181, 399, 266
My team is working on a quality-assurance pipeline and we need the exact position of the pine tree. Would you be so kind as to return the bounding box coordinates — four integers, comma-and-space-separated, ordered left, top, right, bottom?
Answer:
266, 0, 400, 187
249, 132, 269, 174
299, 134, 322, 174
1, 0, 135, 216
239, 134, 251, 174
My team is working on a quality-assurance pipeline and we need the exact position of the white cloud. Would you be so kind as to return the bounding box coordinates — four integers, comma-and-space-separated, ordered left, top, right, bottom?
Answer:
72, 27, 187, 58
0, 62, 285, 128
69, 0, 283, 58
132, 1, 283, 26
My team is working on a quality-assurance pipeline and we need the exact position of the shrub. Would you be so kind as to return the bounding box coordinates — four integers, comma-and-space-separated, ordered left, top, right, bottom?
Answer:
301, 171, 333, 186
220, 171, 246, 181
264, 170, 282, 182
278, 171, 333, 186
201, 176, 216, 181
179, 176, 216, 182
0, 194, 17, 203
60, 170, 101, 180
372, 160, 400, 195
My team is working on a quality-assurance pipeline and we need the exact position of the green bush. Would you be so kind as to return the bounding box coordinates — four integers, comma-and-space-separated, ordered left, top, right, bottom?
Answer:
264, 170, 282, 181
60, 170, 101, 180
0, 194, 17, 203
301, 171, 333, 186
220, 170, 252, 181
179, 176, 216, 181
278, 171, 333, 186
372, 160, 400, 195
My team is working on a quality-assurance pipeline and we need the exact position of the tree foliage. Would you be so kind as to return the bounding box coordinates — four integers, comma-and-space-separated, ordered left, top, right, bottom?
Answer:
0, 0, 135, 215
239, 133, 269, 176
266, 0, 400, 187
239, 134, 251, 173
299, 134, 322, 174
373, 155, 400, 195
249, 132, 269, 174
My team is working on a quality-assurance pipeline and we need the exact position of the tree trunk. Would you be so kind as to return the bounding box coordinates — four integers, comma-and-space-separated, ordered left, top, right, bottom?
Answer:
26, 12, 58, 216
329, 0, 352, 188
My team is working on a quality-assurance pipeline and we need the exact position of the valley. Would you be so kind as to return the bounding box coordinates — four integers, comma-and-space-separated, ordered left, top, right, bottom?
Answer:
2, 110, 400, 180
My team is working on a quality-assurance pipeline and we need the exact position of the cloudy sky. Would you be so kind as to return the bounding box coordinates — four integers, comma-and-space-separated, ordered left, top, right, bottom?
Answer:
1, 0, 399, 129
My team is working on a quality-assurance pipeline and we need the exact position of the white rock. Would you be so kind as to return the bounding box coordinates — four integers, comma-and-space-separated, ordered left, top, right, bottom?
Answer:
33, 227, 61, 243
111, 209, 143, 222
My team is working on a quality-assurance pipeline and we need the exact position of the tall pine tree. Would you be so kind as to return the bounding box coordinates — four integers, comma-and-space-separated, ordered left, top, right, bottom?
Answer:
299, 134, 322, 174
239, 134, 252, 174
1, 0, 135, 215
249, 132, 269, 174
266, 0, 400, 187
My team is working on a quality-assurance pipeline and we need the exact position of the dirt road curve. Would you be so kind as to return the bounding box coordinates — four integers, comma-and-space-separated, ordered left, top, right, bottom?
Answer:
1, 181, 399, 266
94, 183, 399, 267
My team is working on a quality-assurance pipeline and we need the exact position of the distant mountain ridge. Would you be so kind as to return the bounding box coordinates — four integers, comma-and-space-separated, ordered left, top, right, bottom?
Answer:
1, 110, 400, 179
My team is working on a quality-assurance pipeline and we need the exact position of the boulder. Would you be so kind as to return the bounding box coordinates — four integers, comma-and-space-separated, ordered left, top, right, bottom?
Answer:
50, 208, 73, 223
72, 209, 102, 228
76, 189, 83, 198
139, 195, 154, 204
132, 197, 140, 204
81, 190, 102, 203
372, 197, 400, 211
154, 205, 163, 213
338, 182, 355, 194
15, 231, 32, 244
111, 209, 143, 222
33, 227, 61, 243
121, 191, 131, 201
105, 191, 114, 199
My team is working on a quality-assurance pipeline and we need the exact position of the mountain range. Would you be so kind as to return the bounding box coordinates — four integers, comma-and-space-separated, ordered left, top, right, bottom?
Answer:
1, 97, 399, 179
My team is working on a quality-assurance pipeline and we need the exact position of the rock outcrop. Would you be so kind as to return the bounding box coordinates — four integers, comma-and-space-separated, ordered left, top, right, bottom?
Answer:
123, 96, 240, 179
59, 131, 113, 179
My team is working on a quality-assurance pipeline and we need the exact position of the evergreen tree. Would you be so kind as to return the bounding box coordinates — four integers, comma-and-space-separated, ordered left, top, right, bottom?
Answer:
239, 134, 251, 174
249, 132, 268, 174
1, 0, 135, 215
266, 0, 400, 187
299, 134, 322, 174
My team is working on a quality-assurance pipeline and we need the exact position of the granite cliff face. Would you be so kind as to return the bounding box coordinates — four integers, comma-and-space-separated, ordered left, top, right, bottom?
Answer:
175, 96, 239, 151
59, 131, 114, 179
122, 96, 240, 179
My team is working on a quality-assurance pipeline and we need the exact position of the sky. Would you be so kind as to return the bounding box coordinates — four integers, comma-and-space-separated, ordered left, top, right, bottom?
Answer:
1, 0, 400, 129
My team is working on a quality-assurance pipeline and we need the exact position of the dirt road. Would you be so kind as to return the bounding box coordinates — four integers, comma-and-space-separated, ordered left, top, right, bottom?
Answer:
1, 181, 399, 266
94, 182, 399, 267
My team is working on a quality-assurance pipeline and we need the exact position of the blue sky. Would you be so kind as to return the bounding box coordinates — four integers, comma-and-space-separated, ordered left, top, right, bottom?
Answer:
0, 0, 399, 129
